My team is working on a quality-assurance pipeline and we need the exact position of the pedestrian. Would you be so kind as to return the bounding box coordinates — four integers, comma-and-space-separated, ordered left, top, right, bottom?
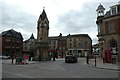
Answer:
24, 54, 29, 64
53, 53, 55, 61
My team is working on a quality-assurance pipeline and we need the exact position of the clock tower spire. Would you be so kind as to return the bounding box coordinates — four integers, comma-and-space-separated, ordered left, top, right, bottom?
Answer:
36, 8, 50, 61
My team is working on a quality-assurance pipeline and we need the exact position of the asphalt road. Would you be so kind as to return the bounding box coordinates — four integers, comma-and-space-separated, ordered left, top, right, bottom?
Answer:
2, 58, 119, 78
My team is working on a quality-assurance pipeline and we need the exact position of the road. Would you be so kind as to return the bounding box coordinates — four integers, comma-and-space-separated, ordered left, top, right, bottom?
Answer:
2, 58, 119, 78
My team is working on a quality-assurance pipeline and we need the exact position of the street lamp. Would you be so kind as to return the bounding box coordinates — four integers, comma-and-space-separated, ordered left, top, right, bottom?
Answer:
85, 50, 89, 64
94, 48, 97, 66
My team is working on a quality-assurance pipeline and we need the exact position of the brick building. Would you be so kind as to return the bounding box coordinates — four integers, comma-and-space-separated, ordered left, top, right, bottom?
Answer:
96, 2, 120, 63
0, 29, 23, 58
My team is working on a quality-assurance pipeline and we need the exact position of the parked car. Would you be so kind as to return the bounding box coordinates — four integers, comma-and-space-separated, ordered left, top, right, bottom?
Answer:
65, 53, 78, 63
0, 56, 10, 59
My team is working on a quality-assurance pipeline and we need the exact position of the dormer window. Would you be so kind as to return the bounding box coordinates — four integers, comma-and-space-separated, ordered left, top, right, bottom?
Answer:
110, 6, 118, 15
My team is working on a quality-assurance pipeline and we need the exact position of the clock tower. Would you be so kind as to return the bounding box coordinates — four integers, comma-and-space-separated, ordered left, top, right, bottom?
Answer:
36, 8, 50, 61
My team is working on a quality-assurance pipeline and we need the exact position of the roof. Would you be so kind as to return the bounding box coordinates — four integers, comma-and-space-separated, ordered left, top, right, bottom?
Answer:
49, 36, 59, 40
24, 34, 36, 43
49, 36, 67, 40
104, 2, 120, 18
1, 29, 23, 39
49, 34, 91, 40
96, 3, 105, 11
30, 33, 35, 39
67, 34, 90, 37
38, 8, 48, 21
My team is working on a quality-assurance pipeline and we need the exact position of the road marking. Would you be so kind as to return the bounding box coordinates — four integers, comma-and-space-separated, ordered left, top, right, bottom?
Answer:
3, 71, 33, 78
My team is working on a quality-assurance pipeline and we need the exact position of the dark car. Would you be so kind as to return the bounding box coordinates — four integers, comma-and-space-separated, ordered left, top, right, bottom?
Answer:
65, 53, 78, 63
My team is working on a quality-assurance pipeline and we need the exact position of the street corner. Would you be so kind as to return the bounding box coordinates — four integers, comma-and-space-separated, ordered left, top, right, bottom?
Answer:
87, 63, 119, 71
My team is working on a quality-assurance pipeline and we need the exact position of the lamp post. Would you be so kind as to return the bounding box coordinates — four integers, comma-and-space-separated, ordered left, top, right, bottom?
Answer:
85, 51, 89, 64
30, 42, 31, 61
94, 48, 97, 66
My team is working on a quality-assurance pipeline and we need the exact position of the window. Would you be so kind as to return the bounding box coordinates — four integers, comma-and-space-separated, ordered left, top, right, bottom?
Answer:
110, 40, 117, 48
108, 21, 115, 32
63, 47, 65, 50
118, 5, 120, 13
54, 41, 56, 45
85, 41, 87, 47
54, 46, 56, 49
70, 43, 72, 48
111, 7, 117, 15
98, 26, 100, 33
78, 43, 83, 48
59, 47, 61, 50
6, 39, 10, 41
49, 40, 51, 44
40, 38, 42, 40
78, 50, 81, 53
69, 38, 71, 41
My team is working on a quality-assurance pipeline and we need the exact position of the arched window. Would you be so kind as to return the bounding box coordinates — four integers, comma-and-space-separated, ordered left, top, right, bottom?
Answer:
110, 40, 117, 48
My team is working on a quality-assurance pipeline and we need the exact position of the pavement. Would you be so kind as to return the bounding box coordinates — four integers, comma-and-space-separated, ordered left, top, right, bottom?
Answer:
1, 57, 119, 71
55, 57, 119, 71
85, 57, 119, 71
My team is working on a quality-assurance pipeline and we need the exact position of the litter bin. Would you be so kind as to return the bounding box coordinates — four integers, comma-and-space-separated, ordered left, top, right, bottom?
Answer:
112, 58, 116, 64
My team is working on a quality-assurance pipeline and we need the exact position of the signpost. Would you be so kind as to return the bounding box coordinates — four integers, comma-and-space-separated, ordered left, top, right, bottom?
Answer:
94, 53, 97, 66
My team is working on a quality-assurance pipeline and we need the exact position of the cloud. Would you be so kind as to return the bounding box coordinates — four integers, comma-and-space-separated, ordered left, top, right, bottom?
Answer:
1, 0, 118, 43
56, 2, 117, 44
56, 2, 98, 41
1, 1, 38, 40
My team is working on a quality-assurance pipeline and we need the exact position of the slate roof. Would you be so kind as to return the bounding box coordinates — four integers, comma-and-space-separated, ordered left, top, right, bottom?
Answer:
1, 29, 23, 39
30, 33, 35, 39
24, 34, 36, 43
104, 3, 120, 17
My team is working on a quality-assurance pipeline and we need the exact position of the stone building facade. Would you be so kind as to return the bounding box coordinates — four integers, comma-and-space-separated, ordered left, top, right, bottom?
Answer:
0, 29, 23, 58
67, 34, 92, 57
96, 2, 120, 62
48, 33, 92, 57
48, 33, 67, 58
23, 34, 36, 57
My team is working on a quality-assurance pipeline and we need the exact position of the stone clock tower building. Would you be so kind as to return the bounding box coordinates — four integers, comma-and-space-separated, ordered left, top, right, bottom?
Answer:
36, 8, 50, 61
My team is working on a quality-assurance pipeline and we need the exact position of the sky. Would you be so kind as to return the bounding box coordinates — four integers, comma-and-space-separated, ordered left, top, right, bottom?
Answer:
0, 0, 119, 44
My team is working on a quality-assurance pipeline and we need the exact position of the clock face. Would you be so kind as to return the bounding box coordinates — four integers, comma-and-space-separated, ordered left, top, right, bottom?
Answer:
44, 24, 47, 26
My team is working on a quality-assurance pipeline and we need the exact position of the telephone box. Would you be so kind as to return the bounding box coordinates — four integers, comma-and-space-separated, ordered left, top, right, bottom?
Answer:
104, 49, 112, 63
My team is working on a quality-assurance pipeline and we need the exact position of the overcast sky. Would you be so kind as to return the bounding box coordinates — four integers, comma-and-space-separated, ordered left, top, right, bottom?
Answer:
0, 0, 119, 44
